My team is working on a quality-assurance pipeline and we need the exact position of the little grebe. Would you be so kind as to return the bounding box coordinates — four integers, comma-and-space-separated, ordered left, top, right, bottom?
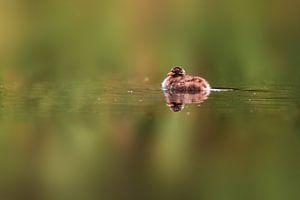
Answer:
162, 67, 211, 92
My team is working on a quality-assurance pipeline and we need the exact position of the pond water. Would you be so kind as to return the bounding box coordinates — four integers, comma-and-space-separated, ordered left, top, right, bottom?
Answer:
0, 81, 299, 199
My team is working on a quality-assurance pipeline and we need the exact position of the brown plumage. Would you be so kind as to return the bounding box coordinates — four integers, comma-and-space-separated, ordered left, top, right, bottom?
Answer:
162, 67, 210, 92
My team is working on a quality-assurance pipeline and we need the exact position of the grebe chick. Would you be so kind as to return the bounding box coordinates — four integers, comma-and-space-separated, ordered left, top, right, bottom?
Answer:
162, 67, 210, 92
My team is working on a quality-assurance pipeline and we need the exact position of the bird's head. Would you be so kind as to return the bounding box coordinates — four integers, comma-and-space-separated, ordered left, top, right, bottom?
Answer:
167, 66, 186, 77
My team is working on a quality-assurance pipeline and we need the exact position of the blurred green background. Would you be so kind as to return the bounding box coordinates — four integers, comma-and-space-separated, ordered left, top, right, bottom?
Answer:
0, 0, 300, 200
1, 0, 300, 83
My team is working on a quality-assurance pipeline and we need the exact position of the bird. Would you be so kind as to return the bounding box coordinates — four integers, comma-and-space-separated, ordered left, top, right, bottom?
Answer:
162, 66, 211, 92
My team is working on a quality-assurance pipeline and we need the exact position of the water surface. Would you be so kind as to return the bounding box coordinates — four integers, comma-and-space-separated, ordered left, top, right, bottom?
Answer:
0, 81, 299, 199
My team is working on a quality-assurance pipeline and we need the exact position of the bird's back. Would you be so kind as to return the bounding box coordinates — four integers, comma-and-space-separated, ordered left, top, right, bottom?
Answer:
163, 75, 210, 92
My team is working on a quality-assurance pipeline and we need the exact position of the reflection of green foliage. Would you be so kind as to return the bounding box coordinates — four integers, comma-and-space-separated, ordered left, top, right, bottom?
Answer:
0, 81, 298, 199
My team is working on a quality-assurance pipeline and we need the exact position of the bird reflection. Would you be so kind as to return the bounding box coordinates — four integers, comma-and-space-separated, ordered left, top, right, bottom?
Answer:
163, 90, 210, 112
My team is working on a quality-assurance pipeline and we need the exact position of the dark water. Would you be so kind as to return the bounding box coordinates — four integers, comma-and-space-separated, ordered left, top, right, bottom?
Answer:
0, 81, 300, 200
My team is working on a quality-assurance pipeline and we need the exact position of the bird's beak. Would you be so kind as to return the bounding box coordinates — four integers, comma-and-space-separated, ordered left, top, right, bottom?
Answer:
168, 72, 174, 76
